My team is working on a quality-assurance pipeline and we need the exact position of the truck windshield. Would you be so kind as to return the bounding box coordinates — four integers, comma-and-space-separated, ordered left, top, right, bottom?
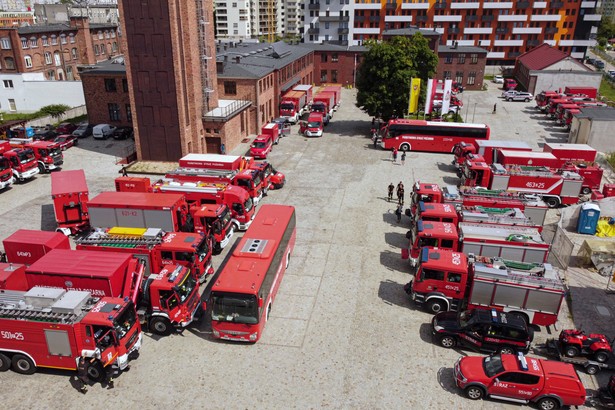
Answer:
195, 235, 210, 261
114, 302, 137, 340
253, 173, 262, 187
312, 104, 325, 113
0, 158, 9, 171
176, 270, 196, 302
308, 121, 322, 128
263, 163, 273, 178
50, 148, 61, 156
483, 354, 505, 377
244, 197, 253, 213
39, 149, 49, 157
211, 292, 259, 324
18, 150, 35, 163
253, 141, 267, 149
219, 207, 231, 228
280, 103, 294, 110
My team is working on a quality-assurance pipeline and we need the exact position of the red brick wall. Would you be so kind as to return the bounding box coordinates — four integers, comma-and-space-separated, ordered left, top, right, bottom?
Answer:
436, 51, 487, 91
313, 51, 360, 87
217, 74, 274, 134
81, 72, 132, 127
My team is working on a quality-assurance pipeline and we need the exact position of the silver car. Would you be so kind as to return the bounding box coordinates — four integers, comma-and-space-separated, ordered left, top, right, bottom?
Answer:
505, 92, 533, 102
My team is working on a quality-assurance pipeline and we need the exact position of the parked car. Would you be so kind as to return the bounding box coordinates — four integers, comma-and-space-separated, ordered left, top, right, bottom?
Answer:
72, 123, 94, 138
503, 78, 517, 90
55, 123, 78, 134
505, 92, 534, 102
112, 126, 134, 140
595, 60, 605, 70
586, 57, 596, 65
454, 353, 586, 409
432, 310, 533, 354
53, 134, 78, 150
493, 75, 504, 84
92, 124, 116, 140
32, 129, 57, 141
501, 90, 520, 99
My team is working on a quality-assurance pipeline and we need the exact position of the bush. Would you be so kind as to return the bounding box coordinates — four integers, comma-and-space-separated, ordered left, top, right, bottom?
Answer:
37, 104, 70, 119
607, 152, 615, 169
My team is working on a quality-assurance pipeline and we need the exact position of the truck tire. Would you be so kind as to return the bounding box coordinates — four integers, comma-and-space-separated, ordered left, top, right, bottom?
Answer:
537, 397, 560, 410
464, 386, 484, 400
0, 353, 10, 371
498, 346, 516, 355
439, 335, 456, 348
38, 163, 46, 174
544, 197, 559, 208
564, 345, 580, 357
399, 143, 410, 152
149, 316, 172, 336
594, 350, 610, 363
426, 299, 447, 314
586, 364, 600, 375
11, 354, 35, 375
581, 187, 592, 195
86, 360, 106, 382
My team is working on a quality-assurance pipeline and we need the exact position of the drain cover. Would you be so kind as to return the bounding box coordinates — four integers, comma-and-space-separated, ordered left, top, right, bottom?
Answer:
596, 305, 611, 317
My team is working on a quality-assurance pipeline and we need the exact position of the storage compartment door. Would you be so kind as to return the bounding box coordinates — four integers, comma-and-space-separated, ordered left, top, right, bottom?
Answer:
45, 329, 73, 357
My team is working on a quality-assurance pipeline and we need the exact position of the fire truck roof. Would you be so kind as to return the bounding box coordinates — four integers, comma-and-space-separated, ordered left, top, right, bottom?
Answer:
420, 248, 467, 272
51, 169, 88, 196
3, 229, 68, 249
459, 223, 545, 244
28, 249, 133, 278
417, 221, 458, 239
89, 191, 185, 208
418, 202, 456, 217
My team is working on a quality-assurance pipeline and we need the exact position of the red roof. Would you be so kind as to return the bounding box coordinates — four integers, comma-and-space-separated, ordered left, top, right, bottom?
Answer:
517, 43, 568, 70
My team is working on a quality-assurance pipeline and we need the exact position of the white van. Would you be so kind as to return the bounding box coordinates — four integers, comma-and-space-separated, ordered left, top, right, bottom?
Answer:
92, 124, 116, 140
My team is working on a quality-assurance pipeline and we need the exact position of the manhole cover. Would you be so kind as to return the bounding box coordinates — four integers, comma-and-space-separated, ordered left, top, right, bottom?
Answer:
596, 305, 611, 317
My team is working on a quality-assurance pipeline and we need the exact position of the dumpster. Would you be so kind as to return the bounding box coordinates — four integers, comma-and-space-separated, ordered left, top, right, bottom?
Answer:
578, 203, 600, 235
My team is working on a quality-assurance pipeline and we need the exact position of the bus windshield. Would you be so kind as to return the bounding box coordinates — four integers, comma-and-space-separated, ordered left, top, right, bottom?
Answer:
211, 292, 259, 324
114, 302, 137, 339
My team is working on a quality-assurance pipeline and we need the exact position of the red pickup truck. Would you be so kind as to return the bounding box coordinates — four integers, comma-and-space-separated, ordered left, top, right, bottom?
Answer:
454, 353, 586, 409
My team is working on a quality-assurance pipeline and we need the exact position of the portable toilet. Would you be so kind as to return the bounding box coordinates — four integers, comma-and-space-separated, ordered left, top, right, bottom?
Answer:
577, 203, 600, 235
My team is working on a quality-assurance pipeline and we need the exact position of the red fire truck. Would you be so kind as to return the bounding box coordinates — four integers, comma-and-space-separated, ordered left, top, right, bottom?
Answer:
452, 140, 531, 170
25, 249, 201, 336
407, 221, 549, 267
279, 90, 308, 123
535, 90, 563, 110
0, 262, 28, 290
0, 286, 142, 380
9, 138, 63, 173
0, 141, 15, 190
321, 84, 342, 109
408, 183, 548, 226
406, 248, 565, 326
210, 204, 296, 343
75, 227, 214, 282
0, 144, 39, 183
247, 159, 286, 190
312, 92, 335, 123
51, 170, 90, 235
460, 163, 583, 207
2, 229, 70, 265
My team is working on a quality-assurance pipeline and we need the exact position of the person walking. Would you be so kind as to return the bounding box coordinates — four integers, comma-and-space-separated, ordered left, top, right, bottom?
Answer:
398, 186, 405, 205
493, 103, 497, 114
395, 204, 403, 223
392, 147, 398, 163
220, 143, 226, 155
387, 183, 394, 202
401, 150, 406, 166
76, 355, 89, 394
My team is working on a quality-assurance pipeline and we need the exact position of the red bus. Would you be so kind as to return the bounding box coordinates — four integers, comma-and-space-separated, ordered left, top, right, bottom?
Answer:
379, 119, 490, 153
210, 204, 296, 342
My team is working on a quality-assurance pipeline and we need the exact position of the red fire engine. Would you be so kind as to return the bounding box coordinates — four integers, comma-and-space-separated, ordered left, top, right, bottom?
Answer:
2, 229, 70, 265
406, 248, 565, 326
9, 138, 63, 173
51, 170, 90, 235
0, 143, 39, 183
452, 140, 532, 169
0, 286, 142, 380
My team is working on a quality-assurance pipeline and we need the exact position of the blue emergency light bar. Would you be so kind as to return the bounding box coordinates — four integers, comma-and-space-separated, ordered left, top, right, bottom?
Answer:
517, 352, 528, 371
419, 201, 426, 213
417, 219, 424, 232
420, 247, 430, 263
168, 265, 183, 282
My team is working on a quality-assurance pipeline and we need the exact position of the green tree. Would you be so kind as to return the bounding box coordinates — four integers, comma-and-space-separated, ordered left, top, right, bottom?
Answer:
38, 104, 70, 119
355, 34, 438, 120
598, 16, 615, 42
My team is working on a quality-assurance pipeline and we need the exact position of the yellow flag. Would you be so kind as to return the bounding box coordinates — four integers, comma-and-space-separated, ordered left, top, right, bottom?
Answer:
408, 78, 421, 114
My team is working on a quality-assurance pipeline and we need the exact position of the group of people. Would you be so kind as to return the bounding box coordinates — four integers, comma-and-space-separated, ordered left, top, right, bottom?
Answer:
391, 147, 406, 165
388, 182, 405, 223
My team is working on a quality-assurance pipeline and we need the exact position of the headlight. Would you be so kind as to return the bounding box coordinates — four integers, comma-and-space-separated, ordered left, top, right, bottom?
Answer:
249, 333, 258, 341
213, 329, 219, 337
434, 325, 443, 332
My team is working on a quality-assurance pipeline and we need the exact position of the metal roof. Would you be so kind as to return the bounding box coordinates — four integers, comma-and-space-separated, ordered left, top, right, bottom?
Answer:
575, 106, 615, 121
517, 43, 568, 70
439, 45, 488, 55
296, 42, 367, 52
382, 27, 441, 38
78, 57, 126, 76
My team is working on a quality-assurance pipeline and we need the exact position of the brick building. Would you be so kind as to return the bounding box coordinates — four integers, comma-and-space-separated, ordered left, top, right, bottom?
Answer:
0, 11, 34, 27
0, 16, 120, 81
298, 42, 365, 88
436, 44, 488, 91
78, 57, 131, 127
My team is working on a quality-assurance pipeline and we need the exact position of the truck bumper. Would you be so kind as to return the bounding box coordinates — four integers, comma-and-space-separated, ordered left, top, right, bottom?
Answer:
117, 332, 142, 370
219, 227, 234, 249
305, 130, 323, 137
236, 214, 255, 231
0, 176, 15, 190
18, 167, 40, 180
409, 256, 418, 268
180, 301, 202, 328
253, 191, 263, 205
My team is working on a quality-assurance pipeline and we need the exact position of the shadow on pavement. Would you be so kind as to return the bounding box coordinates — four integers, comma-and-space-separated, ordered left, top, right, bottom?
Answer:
379, 249, 408, 274
377, 279, 413, 309
384, 231, 408, 248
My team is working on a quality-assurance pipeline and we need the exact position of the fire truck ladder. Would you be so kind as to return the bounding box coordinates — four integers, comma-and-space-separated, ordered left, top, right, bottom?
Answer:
168, 167, 239, 179
76, 232, 164, 248
159, 180, 222, 194
0, 290, 81, 324
459, 186, 539, 201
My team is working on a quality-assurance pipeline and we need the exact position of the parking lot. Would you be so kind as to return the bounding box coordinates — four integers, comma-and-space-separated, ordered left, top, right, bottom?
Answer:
0, 85, 612, 409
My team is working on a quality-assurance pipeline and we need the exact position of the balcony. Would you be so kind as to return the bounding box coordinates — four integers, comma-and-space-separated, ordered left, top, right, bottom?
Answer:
527, 39, 541, 46
466, 15, 478, 21
495, 27, 508, 34
517, 1, 530, 7
308, 2, 320, 9
550, 1, 564, 8
369, 15, 380, 22
434, 2, 447, 9
385, 3, 397, 9
338, 27, 349, 34
448, 27, 459, 34
355, 15, 366, 22
545, 27, 558, 34
481, 15, 494, 21
308, 27, 320, 34
416, 15, 428, 22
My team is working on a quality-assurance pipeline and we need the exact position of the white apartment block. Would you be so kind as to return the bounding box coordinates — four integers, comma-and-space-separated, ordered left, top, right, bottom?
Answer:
602, 0, 615, 22
215, 0, 289, 40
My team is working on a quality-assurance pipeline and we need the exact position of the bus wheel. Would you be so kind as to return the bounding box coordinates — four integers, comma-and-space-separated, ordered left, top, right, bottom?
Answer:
399, 143, 410, 152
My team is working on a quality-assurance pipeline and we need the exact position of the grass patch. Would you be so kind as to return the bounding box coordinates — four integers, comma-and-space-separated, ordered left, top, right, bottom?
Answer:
606, 152, 615, 169
0, 112, 42, 122
600, 78, 615, 106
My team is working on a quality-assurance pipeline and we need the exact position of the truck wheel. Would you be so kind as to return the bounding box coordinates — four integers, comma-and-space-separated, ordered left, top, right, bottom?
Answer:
545, 197, 559, 208
586, 364, 600, 375
537, 397, 560, 410
86, 360, 106, 382
499, 346, 516, 355
11, 354, 35, 375
149, 317, 172, 336
38, 163, 46, 174
464, 386, 484, 400
439, 335, 456, 348
581, 187, 592, 195
0, 353, 10, 371
594, 350, 610, 363
426, 299, 446, 314
564, 345, 580, 357
400, 143, 410, 152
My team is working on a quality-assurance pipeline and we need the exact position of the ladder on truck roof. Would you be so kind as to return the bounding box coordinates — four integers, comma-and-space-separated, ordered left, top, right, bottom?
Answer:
462, 211, 534, 226
157, 179, 226, 194
473, 261, 564, 290
76, 228, 164, 247
453, 186, 541, 202
0, 288, 93, 324
167, 167, 239, 179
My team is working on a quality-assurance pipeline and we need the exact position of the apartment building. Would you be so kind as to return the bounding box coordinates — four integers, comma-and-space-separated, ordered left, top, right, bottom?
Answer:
0, 11, 34, 27
215, 0, 285, 40
303, 0, 602, 65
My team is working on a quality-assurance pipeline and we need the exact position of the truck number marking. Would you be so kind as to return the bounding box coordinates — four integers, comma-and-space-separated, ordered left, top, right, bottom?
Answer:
451, 253, 462, 265
443, 204, 453, 213
518, 390, 533, 396
164, 233, 176, 243
494, 382, 509, 388
444, 285, 460, 291
120, 210, 139, 217
443, 224, 454, 234
526, 182, 545, 189
91, 301, 108, 313
1, 331, 24, 341
16, 251, 31, 257
530, 359, 540, 371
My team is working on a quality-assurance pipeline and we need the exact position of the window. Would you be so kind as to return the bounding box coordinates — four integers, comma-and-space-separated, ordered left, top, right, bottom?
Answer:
467, 71, 476, 85
54, 51, 61, 66
104, 31, 110, 39
67, 66, 74, 81
332, 53, 338, 62
8, 99, 16, 111
98, 31, 103, 40
69, 34, 75, 44
60, 34, 67, 44
21, 37, 28, 49
455, 71, 463, 84
104, 78, 117, 92
108, 103, 121, 121
457, 54, 466, 64
100, 44, 105, 55
422, 269, 445, 281
331, 69, 338, 82
112, 42, 118, 52
447, 272, 462, 283
470, 53, 478, 64
126, 104, 132, 121
42, 36, 48, 46
320, 70, 327, 82
71, 48, 77, 59
47, 70, 55, 80
29, 37, 37, 48
0, 37, 10, 49
3, 80, 14, 88
321, 54, 328, 62
445, 54, 453, 64
224, 81, 237, 95
94, 44, 99, 55
122, 78, 129, 92
443, 70, 451, 79
3, 57, 15, 70
51, 35, 57, 45
24, 55, 32, 68
44, 52, 52, 65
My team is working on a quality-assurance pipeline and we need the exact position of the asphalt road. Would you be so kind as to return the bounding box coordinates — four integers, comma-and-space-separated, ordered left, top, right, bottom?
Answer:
0, 86, 610, 409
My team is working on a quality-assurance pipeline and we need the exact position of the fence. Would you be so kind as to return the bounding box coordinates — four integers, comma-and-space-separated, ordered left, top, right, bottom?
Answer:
27, 105, 87, 128
542, 224, 574, 269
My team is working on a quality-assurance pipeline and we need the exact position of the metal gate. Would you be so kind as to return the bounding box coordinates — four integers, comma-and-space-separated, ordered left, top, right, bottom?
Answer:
542, 224, 574, 269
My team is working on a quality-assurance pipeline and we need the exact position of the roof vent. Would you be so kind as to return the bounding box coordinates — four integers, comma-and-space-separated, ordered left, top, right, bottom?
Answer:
240, 239, 268, 255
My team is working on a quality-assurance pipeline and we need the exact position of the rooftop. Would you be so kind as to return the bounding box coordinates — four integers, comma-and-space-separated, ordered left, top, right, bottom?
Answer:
517, 43, 568, 70
382, 26, 442, 38
438, 44, 488, 55
576, 107, 615, 121
78, 56, 126, 76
